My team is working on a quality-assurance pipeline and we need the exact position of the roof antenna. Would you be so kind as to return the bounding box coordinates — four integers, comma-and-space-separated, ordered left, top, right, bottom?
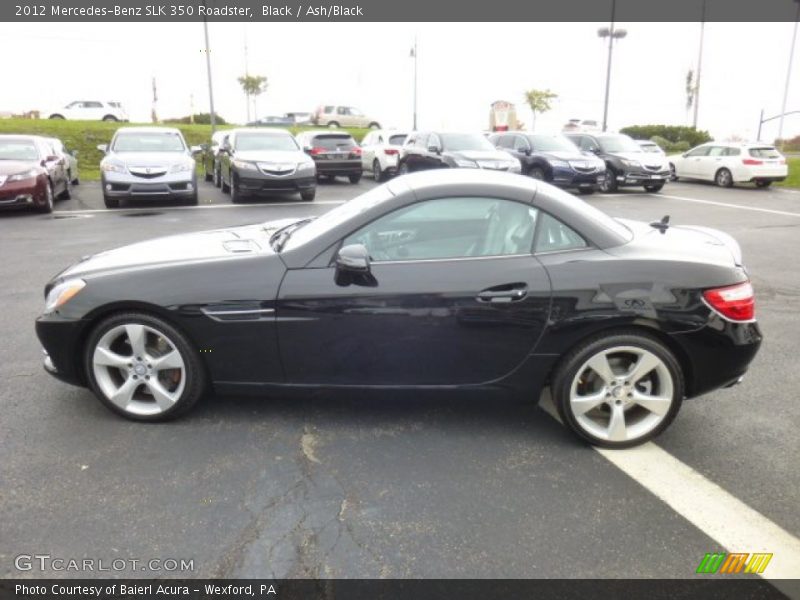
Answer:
650, 215, 670, 234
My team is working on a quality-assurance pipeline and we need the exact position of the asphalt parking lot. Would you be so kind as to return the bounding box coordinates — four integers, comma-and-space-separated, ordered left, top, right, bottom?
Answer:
1, 177, 798, 588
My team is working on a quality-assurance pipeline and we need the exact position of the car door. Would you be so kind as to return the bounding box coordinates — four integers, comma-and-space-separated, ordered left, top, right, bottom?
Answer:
276, 196, 552, 385
680, 145, 711, 178
702, 146, 727, 180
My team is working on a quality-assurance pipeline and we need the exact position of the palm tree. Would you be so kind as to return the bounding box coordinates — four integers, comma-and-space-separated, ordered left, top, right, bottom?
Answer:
237, 75, 268, 121
523, 89, 558, 132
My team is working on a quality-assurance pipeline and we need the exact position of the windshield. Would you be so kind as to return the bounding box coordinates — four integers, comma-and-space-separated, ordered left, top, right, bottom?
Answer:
0, 139, 40, 160
640, 143, 661, 153
280, 185, 395, 251
440, 133, 495, 152
597, 135, 642, 153
529, 135, 579, 153
113, 132, 185, 153
389, 134, 408, 146
236, 133, 299, 152
749, 147, 781, 159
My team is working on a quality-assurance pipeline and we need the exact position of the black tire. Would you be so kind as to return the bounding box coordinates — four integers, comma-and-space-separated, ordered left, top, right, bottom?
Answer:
669, 163, 678, 181
49, 114, 65, 120
70, 170, 80, 185
577, 187, 595, 195
103, 194, 120, 209
37, 181, 54, 213
755, 180, 772, 188
529, 166, 547, 181
203, 163, 213, 182
551, 330, 684, 448
184, 193, 199, 206
102, 115, 118, 122
373, 160, 385, 182
644, 182, 664, 193
599, 169, 618, 193
348, 173, 362, 184
84, 312, 207, 422
715, 168, 733, 188
399, 162, 410, 175
213, 165, 222, 188
57, 180, 71, 200
300, 188, 316, 201
230, 176, 244, 203
368, 122, 381, 129
221, 171, 231, 193
327, 121, 340, 128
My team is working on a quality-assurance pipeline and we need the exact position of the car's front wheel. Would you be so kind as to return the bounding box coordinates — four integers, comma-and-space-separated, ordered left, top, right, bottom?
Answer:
37, 181, 54, 213
85, 312, 206, 421
755, 180, 772, 188
230, 176, 245, 203
552, 331, 683, 448
599, 169, 618, 193
301, 188, 316, 201
669, 163, 678, 181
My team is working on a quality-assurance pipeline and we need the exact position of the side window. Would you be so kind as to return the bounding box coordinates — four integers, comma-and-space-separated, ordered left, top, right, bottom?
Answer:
686, 146, 711, 157
342, 197, 538, 262
85, 101, 103, 108
428, 133, 441, 149
707, 146, 725, 157
337, 107, 348, 115
324, 105, 334, 113
416, 133, 429, 148
725, 147, 741, 157
513, 136, 530, 152
535, 212, 587, 253
495, 135, 511, 149
581, 137, 599, 152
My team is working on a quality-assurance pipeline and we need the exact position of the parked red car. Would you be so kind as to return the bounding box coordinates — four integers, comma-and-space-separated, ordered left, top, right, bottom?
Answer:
0, 135, 70, 213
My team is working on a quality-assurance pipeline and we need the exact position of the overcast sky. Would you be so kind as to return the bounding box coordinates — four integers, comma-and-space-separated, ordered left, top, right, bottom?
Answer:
1, 21, 799, 141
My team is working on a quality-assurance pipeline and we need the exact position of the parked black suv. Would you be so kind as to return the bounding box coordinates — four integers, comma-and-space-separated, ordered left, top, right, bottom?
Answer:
489, 132, 605, 194
296, 131, 363, 183
398, 131, 521, 174
564, 132, 670, 193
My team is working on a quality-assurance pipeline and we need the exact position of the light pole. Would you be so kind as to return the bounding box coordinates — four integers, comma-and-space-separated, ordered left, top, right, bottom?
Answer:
692, 0, 706, 129
597, 0, 627, 132
410, 36, 418, 130
777, 0, 800, 148
202, 0, 216, 133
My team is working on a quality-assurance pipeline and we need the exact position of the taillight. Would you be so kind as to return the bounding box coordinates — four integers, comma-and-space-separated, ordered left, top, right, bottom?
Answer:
703, 281, 755, 322
742, 158, 763, 165
351, 147, 362, 156
384, 148, 399, 156
309, 147, 325, 155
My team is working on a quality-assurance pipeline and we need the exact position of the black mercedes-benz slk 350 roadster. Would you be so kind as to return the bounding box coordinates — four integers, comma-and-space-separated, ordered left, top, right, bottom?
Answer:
36, 170, 761, 448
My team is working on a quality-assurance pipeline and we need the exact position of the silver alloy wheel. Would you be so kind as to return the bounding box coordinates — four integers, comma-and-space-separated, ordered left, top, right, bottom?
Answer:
569, 345, 674, 443
92, 323, 186, 417
716, 169, 732, 187
45, 182, 54, 210
373, 159, 382, 182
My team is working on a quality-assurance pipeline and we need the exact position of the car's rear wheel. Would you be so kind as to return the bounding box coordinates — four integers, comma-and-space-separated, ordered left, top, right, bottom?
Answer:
348, 173, 362, 184
57, 180, 71, 200
399, 162, 410, 175
37, 181, 54, 213
102, 115, 118, 122
368, 122, 381, 129
599, 169, 618, 193
221, 172, 231, 193
644, 182, 664, 193
301, 188, 316, 201
373, 160, 384, 182
669, 163, 678, 181
755, 180, 772, 188
203, 163, 213, 182
327, 121, 340, 128
213, 165, 222, 188
529, 167, 547, 181
552, 331, 683, 448
715, 168, 733, 188
69, 169, 80, 185
85, 312, 206, 421
49, 114, 65, 120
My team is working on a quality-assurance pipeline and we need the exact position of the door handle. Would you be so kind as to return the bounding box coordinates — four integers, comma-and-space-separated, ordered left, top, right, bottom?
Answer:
477, 283, 528, 303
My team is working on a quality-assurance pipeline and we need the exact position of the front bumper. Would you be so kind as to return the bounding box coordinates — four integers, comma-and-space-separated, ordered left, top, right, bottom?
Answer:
101, 173, 197, 198
617, 168, 671, 186
0, 178, 46, 210
36, 315, 89, 387
236, 171, 316, 194
551, 166, 604, 188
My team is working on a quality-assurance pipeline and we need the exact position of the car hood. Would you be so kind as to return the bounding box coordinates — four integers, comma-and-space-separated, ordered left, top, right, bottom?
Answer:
232, 150, 307, 162
0, 160, 40, 175
613, 218, 742, 267
538, 150, 591, 162
55, 220, 304, 281
448, 149, 515, 161
609, 151, 668, 167
104, 152, 192, 166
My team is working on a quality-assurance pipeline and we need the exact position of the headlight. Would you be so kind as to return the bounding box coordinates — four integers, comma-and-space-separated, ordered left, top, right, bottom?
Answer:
298, 160, 315, 169
454, 158, 478, 168
8, 168, 39, 182
621, 159, 641, 168
101, 162, 127, 173
170, 162, 194, 173
232, 160, 258, 170
44, 279, 86, 314
550, 159, 569, 168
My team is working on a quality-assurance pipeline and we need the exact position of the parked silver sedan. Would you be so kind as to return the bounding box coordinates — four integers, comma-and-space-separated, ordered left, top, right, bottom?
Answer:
98, 127, 201, 209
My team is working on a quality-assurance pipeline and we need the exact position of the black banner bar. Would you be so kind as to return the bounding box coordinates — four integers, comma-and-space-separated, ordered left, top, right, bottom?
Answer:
0, 579, 796, 600
2, 0, 800, 22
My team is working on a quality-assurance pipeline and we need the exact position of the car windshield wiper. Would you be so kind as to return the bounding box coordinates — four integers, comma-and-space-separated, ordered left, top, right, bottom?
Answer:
267, 217, 315, 252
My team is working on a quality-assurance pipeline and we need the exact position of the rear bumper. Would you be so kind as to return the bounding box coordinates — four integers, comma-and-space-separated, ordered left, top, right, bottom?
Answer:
315, 160, 362, 175
669, 319, 762, 399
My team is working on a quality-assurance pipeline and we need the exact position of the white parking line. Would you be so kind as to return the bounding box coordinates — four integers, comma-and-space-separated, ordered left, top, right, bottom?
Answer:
656, 193, 800, 218
538, 394, 800, 589
53, 200, 346, 216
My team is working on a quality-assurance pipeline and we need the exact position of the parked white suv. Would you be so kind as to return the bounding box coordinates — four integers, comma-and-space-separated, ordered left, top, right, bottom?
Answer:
669, 142, 788, 188
48, 101, 128, 122
312, 105, 380, 129
359, 129, 409, 181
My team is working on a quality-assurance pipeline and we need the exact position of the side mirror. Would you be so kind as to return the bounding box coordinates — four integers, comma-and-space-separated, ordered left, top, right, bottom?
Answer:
190, 145, 203, 155
45, 155, 59, 162
520, 147, 531, 156
682, 152, 689, 158
335, 244, 375, 287
427, 145, 441, 154
590, 147, 601, 155
97, 144, 108, 153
